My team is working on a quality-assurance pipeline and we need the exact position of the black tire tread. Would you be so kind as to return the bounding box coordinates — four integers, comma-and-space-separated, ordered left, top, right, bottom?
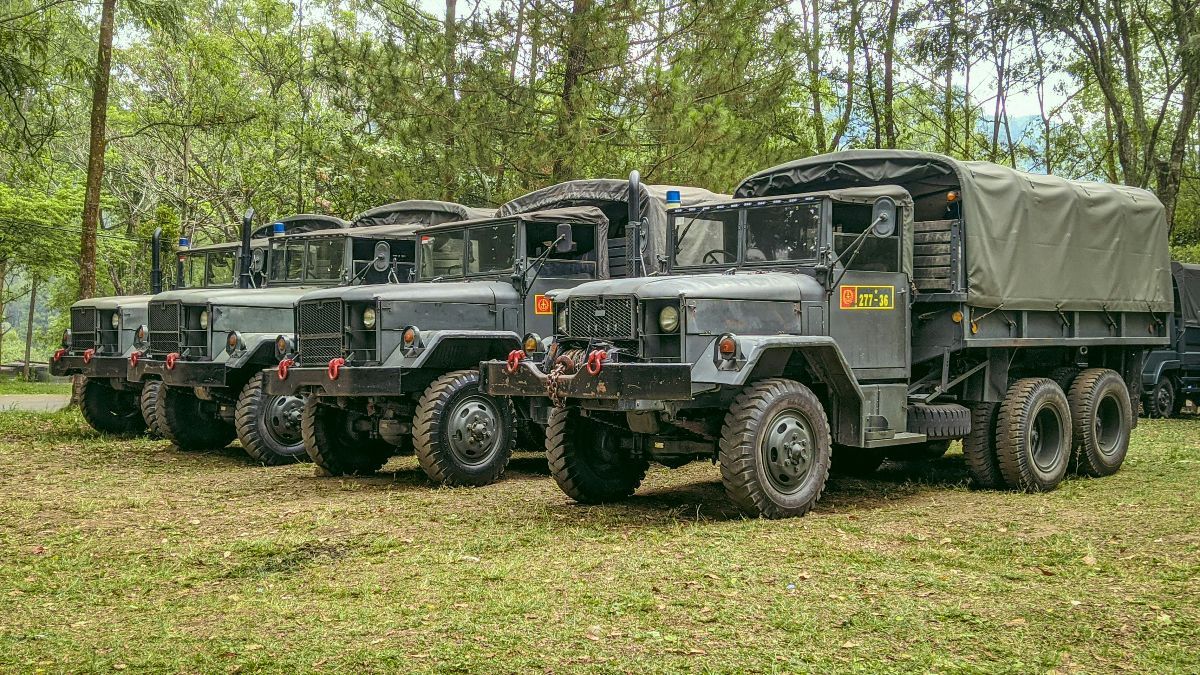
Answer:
235, 372, 304, 466
155, 386, 235, 451
995, 378, 1070, 492
545, 407, 648, 503
301, 397, 390, 475
962, 402, 1003, 489
907, 403, 972, 440
412, 369, 515, 487
139, 380, 163, 438
79, 378, 145, 437
1067, 368, 1131, 478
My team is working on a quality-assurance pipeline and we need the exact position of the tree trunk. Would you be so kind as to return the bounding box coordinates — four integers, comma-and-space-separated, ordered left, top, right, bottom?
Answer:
806, 0, 826, 152
941, 0, 957, 155
79, 0, 117, 301
552, 0, 592, 181
882, 0, 900, 148
829, 0, 858, 149
23, 277, 38, 381
442, 0, 458, 199
0, 259, 6, 365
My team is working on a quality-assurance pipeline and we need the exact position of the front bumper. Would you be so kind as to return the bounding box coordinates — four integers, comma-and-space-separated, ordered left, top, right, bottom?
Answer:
480, 360, 693, 402
49, 354, 128, 379
128, 358, 228, 387
266, 364, 403, 397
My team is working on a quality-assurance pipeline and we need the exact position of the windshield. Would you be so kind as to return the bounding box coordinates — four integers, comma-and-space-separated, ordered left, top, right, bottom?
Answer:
419, 221, 516, 280
671, 202, 822, 269
206, 250, 238, 286
268, 237, 346, 283
180, 252, 206, 288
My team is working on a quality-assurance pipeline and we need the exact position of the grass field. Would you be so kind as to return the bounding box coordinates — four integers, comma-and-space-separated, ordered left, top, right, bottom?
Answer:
0, 379, 72, 396
1, 410, 1197, 672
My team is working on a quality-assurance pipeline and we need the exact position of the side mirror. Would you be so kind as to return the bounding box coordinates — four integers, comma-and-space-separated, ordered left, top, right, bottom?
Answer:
870, 197, 897, 238
250, 248, 266, 273
555, 223, 575, 253
372, 241, 391, 272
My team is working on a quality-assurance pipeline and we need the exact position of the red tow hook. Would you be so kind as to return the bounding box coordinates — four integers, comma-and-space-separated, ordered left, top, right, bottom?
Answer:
277, 357, 294, 381
505, 349, 524, 374
129, 351, 141, 367
82, 348, 95, 364
165, 352, 179, 370
327, 357, 346, 381
52, 348, 66, 363
585, 349, 608, 376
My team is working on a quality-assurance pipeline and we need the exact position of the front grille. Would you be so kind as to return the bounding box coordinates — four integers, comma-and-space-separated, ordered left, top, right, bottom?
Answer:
297, 299, 344, 366
148, 301, 180, 356
567, 296, 637, 339
70, 308, 97, 352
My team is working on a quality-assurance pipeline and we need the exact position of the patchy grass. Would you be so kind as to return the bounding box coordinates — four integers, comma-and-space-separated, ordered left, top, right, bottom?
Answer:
1, 410, 1197, 672
0, 379, 72, 396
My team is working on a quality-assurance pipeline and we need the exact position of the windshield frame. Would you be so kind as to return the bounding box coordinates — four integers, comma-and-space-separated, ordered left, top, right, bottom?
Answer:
267, 235, 350, 286
416, 218, 519, 281
667, 196, 828, 274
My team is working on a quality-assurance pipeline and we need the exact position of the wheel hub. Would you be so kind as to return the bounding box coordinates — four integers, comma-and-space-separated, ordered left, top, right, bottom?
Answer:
265, 394, 305, 445
761, 409, 814, 494
448, 395, 502, 465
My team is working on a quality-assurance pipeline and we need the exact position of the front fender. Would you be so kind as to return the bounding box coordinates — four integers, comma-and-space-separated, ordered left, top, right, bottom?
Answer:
1141, 352, 1180, 388
691, 335, 864, 446
224, 334, 282, 370
388, 329, 523, 371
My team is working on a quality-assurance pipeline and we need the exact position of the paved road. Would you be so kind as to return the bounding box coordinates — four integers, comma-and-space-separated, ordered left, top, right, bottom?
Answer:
0, 394, 71, 412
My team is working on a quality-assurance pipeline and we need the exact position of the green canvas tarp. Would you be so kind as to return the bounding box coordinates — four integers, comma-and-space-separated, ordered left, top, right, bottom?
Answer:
737, 150, 1173, 313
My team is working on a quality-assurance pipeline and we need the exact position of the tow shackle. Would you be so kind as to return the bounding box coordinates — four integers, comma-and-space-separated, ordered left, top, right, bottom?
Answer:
505, 350, 525, 374
585, 349, 607, 376
327, 357, 346, 381
277, 357, 294, 381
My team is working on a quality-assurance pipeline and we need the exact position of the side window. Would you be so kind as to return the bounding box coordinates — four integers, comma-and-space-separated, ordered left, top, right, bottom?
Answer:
207, 251, 237, 286
832, 203, 900, 273
524, 222, 598, 278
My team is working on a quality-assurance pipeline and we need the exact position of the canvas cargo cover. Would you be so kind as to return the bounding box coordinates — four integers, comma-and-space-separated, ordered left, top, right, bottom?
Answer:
250, 214, 348, 239
497, 179, 725, 271
1172, 262, 1200, 328
737, 150, 1173, 313
352, 200, 494, 228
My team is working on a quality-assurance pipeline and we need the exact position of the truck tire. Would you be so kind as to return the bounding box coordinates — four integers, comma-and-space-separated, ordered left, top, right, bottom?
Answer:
995, 378, 1071, 492
235, 372, 309, 466
412, 369, 515, 487
1049, 367, 1079, 393
546, 407, 648, 503
139, 380, 163, 438
962, 402, 1003, 488
1067, 368, 1132, 477
155, 385, 235, 451
301, 397, 391, 475
1143, 377, 1178, 418
830, 444, 885, 475
79, 378, 146, 436
907, 403, 971, 440
719, 378, 832, 519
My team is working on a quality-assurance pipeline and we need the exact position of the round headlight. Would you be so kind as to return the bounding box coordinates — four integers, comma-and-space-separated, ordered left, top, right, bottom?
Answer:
61, 329, 72, 347
659, 305, 680, 333
556, 307, 568, 335
110, 313, 120, 329
199, 310, 209, 330
226, 331, 241, 354
362, 307, 377, 329
136, 325, 147, 343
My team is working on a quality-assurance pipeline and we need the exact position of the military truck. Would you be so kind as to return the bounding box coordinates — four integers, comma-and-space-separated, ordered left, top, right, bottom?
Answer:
47, 219, 325, 437
1142, 261, 1200, 417
266, 177, 722, 486
482, 150, 1173, 519
128, 201, 487, 465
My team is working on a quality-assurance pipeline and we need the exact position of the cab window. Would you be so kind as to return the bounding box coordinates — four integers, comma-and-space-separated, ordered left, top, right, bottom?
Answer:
305, 239, 345, 281
466, 223, 515, 275
673, 210, 740, 267
207, 250, 237, 286
832, 202, 900, 273
745, 203, 820, 263
524, 221, 598, 278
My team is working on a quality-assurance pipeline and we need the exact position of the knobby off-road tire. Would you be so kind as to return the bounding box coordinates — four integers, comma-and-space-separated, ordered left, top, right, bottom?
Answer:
79, 377, 146, 436
995, 378, 1072, 492
235, 371, 309, 466
546, 407, 649, 503
139, 380, 164, 438
1143, 377, 1179, 419
962, 402, 1003, 489
301, 397, 391, 476
155, 385, 236, 451
719, 378, 832, 519
907, 403, 972, 440
1067, 368, 1132, 478
412, 369, 516, 487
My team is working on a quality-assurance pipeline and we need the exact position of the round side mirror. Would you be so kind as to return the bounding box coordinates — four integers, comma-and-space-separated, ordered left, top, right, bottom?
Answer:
372, 241, 391, 272
250, 248, 266, 273
871, 197, 897, 238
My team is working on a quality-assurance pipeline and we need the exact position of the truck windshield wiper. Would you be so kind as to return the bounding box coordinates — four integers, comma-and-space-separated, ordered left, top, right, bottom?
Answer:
674, 204, 721, 250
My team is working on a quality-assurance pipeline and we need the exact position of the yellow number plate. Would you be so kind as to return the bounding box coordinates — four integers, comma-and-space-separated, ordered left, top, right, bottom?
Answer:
838, 285, 895, 310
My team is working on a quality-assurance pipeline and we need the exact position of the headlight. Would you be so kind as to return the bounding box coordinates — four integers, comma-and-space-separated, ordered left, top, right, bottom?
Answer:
135, 325, 147, 344
658, 305, 680, 333
402, 326, 421, 353
110, 313, 120, 329
275, 335, 295, 360
61, 329, 72, 347
523, 333, 541, 354
199, 310, 209, 330
362, 307, 376, 329
225, 331, 243, 354
556, 307, 568, 335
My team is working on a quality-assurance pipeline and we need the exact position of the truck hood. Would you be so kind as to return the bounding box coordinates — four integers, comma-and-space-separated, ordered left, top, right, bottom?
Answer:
555, 272, 824, 302
151, 286, 322, 309
299, 281, 516, 305
71, 294, 154, 311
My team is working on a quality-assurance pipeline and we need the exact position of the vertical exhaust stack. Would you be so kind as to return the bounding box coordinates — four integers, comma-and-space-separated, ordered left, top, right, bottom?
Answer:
150, 228, 163, 294
176, 237, 188, 288
238, 207, 255, 290
627, 170, 643, 278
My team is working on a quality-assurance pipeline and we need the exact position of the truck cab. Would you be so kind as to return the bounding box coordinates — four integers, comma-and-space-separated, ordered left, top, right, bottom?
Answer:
267, 177, 723, 487
128, 202, 486, 465
484, 150, 1171, 519
1142, 261, 1200, 417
